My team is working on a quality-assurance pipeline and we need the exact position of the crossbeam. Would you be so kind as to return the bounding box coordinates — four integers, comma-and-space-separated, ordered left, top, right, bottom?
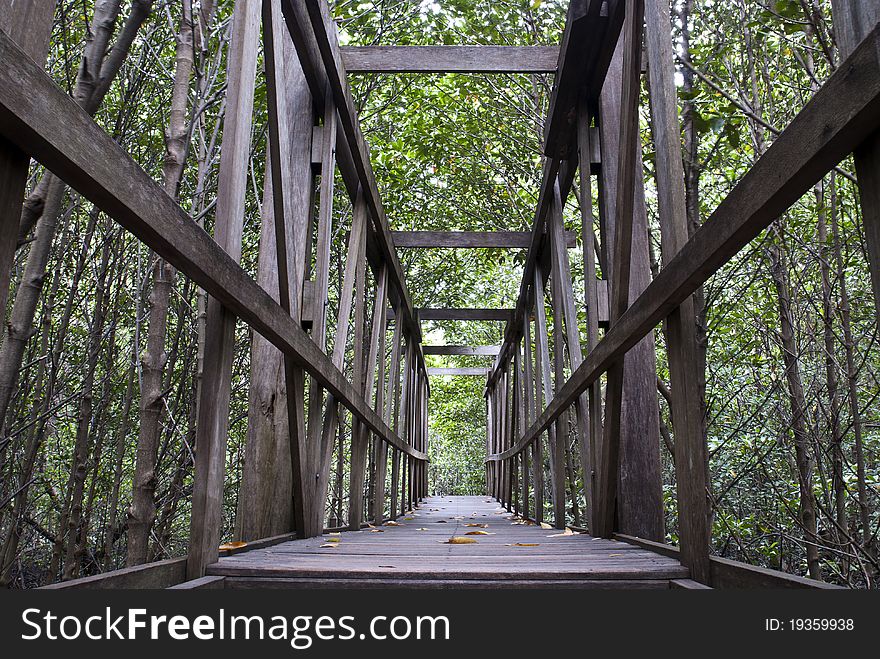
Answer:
391, 230, 577, 249
418, 308, 514, 322
423, 345, 501, 356
426, 368, 491, 376
340, 46, 560, 73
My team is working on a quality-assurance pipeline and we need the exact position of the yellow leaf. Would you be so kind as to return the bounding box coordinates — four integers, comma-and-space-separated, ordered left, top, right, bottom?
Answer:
512, 543, 539, 547
539, 522, 552, 529
444, 536, 478, 544
465, 523, 489, 528
465, 530, 493, 535
547, 528, 576, 537
324, 537, 341, 543
404, 517, 414, 521
218, 541, 247, 551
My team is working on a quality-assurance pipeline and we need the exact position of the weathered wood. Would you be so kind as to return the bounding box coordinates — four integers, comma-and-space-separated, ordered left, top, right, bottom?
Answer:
644, 0, 710, 583
0, 28, 428, 460
0, 0, 55, 317
168, 576, 226, 590
40, 557, 188, 590
831, 1, 880, 332
544, 0, 625, 158
615, 534, 843, 589
594, 0, 646, 539
340, 45, 560, 73
423, 345, 501, 356
417, 308, 514, 322
488, 21, 880, 464
371, 267, 390, 525
392, 230, 577, 249
427, 367, 491, 376
187, 0, 261, 580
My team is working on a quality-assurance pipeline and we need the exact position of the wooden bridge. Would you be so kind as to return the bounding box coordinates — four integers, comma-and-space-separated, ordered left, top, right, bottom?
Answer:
1, 0, 877, 590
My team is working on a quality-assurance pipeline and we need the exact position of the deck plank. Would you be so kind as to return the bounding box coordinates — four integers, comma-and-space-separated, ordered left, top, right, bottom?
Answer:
209, 496, 688, 587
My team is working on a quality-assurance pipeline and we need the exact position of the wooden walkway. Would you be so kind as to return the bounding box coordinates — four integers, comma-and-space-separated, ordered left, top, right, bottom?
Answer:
207, 496, 690, 589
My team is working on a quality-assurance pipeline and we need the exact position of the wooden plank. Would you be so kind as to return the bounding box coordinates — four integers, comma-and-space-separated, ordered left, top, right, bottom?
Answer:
615, 534, 843, 589
187, 0, 262, 579
372, 267, 390, 525
669, 578, 712, 590
0, 28, 428, 461
644, 0, 710, 583
417, 308, 514, 322
224, 577, 672, 590
0, 0, 55, 317
487, 20, 880, 471
427, 367, 490, 376
340, 45, 560, 73
40, 557, 188, 590
391, 230, 577, 248
593, 0, 646, 540
168, 576, 226, 590
423, 345, 501, 356
544, 0, 625, 158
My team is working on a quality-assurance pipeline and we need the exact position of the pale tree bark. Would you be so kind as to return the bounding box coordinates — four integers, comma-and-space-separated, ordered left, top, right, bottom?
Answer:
128, 0, 215, 566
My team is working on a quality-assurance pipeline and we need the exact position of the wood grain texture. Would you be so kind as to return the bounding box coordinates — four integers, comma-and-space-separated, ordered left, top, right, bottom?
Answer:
423, 345, 501, 356
341, 46, 560, 73
207, 496, 689, 586
417, 308, 514, 322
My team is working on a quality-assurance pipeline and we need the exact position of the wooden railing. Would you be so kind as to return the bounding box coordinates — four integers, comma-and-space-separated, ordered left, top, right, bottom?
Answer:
0, 0, 430, 585
484, 0, 880, 587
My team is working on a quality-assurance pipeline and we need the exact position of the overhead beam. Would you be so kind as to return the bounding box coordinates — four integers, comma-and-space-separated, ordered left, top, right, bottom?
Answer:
418, 308, 514, 322
0, 29, 427, 464
340, 45, 560, 74
544, 0, 625, 159
423, 345, 501, 356
427, 368, 491, 376
487, 21, 880, 462
391, 230, 577, 249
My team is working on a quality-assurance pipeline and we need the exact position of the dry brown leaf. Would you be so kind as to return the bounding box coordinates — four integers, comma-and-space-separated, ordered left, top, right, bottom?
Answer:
511, 543, 539, 547
465, 530, 493, 536
319, 543, 339, 549
465, 523, 489, 528
384, 520, 401, 526
539, 522, 552, 529
218, 541, 247, 551
369, 529, 385, 533
436, 520, 447, 523
443, 536, 478, 544
546, 528, 576, 537
608, 553, 623, 557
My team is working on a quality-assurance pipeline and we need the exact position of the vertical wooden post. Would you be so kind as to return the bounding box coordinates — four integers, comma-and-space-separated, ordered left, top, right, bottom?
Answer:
371, 267, 390, 524
0, 0, 54, 316
644, 0, 710, 583
188, 0, 261, 579
548, 183, 595, 527
533, 265, 566, 527
830, 2, 880, 330
577, 101, 604, 534
595, 0, 647, 539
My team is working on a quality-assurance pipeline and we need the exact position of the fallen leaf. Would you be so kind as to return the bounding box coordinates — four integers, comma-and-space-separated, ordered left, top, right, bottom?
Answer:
328, 532, 341, 536
369, 529, 385, 533
465, 523, 489, 528
442, 537, 478, 544
324, 537, 341, 543
539, 522, 552, 530
218, 541, 247, 551
319, 543, 339, 549
608, 553, 623, 557
416, 527, 429, 531
436, 520, 448, 523
378, 565, 395, 568
509, 543, 540, 547
465, 530, 493, 536
403, 517, 414, 521
546, 528, 576, 537
384, 520, 402, 526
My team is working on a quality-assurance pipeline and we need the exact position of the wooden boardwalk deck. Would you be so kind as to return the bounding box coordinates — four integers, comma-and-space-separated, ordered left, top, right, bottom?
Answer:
207, 496, 690, 589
